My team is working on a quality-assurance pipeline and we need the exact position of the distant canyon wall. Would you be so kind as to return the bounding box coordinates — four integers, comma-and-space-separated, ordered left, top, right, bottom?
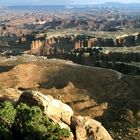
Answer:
29, 33, 140, 56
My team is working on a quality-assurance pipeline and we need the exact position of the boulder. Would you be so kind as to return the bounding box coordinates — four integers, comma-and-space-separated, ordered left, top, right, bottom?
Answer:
18, 90, 73, 125
71, 116, 113, 140
17, 91, 113, 140
0, 87, 21, 101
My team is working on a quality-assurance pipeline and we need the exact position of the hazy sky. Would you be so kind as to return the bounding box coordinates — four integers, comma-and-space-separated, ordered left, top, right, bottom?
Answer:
0, 0, 140, 5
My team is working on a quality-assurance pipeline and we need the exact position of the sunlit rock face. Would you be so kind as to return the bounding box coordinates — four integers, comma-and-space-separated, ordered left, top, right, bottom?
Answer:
71, 116, 113, 140
17, 90, 73, 126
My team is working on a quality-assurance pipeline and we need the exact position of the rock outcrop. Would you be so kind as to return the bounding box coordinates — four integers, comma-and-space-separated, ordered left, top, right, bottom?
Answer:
18, 90, 73, 126
71, 116, 113, 140
0, 87, 21, 101
17, 90, 113, 140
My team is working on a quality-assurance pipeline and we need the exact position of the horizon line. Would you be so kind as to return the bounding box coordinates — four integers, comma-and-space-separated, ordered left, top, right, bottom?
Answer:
2, 2, 140, 6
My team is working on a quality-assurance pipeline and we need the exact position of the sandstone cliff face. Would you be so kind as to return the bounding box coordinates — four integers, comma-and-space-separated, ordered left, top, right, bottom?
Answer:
29, 33, 140, 57
30, 39, 60, 56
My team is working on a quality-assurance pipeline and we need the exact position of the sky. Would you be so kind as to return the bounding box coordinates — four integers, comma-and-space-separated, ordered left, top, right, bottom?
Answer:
0, 0, 140, 6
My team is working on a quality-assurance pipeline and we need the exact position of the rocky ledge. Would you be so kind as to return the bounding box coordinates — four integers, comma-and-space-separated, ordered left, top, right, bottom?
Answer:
17, 90, 113, 140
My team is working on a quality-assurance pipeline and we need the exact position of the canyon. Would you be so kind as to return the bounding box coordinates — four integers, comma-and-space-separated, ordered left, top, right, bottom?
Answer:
0, 4, 140, 140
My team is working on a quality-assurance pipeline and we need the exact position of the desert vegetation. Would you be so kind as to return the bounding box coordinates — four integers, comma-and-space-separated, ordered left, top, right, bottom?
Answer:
0, 101, 70, 140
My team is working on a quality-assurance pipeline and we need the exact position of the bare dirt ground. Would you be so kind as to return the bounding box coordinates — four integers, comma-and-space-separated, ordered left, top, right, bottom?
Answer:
0, 55, 140, 139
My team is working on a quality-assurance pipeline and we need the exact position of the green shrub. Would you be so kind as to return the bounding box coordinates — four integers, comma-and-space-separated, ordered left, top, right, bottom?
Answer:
0, 101, 71, 140
0, 101, 16, 140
